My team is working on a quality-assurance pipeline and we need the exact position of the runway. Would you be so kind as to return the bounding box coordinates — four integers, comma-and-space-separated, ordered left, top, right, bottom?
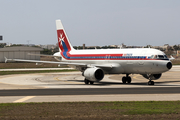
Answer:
0, 87, 180, 96
0, 66, 180, 103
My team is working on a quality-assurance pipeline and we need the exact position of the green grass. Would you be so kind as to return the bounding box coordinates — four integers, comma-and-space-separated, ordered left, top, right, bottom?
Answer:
0, 101, 180, 119
0, 101, 180, 115
96, 101, 180, 115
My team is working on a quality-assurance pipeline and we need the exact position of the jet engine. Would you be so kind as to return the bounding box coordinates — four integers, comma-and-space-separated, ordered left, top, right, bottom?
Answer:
142, 74, 162, 80
83, 67, 104, 82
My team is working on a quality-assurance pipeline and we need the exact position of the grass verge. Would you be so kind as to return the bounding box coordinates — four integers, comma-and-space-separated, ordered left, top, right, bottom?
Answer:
0, 101, 180, 119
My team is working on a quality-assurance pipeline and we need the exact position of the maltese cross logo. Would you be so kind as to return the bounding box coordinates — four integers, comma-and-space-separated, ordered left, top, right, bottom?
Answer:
58, 34, 65, 47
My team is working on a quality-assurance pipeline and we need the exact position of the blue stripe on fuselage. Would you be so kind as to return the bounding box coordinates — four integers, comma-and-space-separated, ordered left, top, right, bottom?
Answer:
61, 45, 168, 60
62, 41, 70, 59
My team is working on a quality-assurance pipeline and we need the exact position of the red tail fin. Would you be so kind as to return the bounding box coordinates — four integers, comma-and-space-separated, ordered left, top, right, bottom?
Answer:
56, 20, 74, 52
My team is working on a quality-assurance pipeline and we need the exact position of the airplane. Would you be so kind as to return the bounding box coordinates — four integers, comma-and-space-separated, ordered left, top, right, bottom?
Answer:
5, 19, 173, 85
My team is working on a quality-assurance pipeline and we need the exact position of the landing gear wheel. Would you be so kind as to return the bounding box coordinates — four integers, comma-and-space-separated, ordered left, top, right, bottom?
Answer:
122, 75, 132, 84
84, 79, 94, 85
148, 81, 154, 85
90, 81, 94, 85
122, 76, 131, 84
122, 77, 126, 84
127, 77, 132, 84
84, 79, 89, 84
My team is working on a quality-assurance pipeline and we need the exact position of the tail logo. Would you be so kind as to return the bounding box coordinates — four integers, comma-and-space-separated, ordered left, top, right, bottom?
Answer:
57, 30, 71, 52
58, 33, 65, 48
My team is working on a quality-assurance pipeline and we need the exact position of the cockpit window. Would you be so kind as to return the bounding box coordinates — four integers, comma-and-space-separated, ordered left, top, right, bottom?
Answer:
150, 55, 154, 59
151, 55, 168, 60
158, 55, 164, 59
154, 55, 158, 59
164, 55, 168, 59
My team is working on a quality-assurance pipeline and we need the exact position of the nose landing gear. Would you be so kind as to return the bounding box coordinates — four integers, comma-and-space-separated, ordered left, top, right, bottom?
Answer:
148, 80, 154, 85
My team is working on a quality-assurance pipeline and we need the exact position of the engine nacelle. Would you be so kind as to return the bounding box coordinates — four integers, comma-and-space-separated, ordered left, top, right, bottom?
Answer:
142, 74, 162, 80
83, 67, 104, 82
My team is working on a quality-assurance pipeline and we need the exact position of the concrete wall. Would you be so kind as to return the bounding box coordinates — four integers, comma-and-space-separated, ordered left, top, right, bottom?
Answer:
0, 51, 41, 62
0, 47, 43, 62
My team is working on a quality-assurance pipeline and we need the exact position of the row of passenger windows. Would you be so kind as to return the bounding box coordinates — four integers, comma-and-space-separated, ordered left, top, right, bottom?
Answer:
70, 56, 146, 59
64, 55, 168, 60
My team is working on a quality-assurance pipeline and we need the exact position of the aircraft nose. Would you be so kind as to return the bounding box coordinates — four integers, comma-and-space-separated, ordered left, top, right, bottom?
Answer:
166, 62, 172, 69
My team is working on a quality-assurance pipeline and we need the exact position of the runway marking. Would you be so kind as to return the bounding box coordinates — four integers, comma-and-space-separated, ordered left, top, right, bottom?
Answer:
54, 77, 67, 82
13, 96, 35, 103
54, 77, 60, 81
133, 74, 143, 80
54, 77, 82, 84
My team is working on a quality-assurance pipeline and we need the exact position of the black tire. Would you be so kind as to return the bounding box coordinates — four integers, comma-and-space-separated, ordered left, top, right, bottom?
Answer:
90, 81, 94, 85
151, 81, 154, 85
84, 79, 89, 84
148, 81, 154, 85
127, 77, 132, 83
122, 77, 126, 84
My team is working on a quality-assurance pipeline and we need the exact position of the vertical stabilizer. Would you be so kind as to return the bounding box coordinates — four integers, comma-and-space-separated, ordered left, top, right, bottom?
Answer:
56, 20, 74, 52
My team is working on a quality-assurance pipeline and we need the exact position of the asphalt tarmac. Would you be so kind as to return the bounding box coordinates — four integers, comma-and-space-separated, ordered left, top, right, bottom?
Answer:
0, 87, 179, 96
0, 66, 179, 103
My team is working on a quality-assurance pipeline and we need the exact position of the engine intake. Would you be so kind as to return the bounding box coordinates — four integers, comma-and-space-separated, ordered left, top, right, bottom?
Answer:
142, 74, 162, 80
83, 67, 104, 82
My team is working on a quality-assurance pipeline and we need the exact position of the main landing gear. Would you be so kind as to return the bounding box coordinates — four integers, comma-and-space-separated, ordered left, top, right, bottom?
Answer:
84, 79, 94, 85
122, 74, 131, 84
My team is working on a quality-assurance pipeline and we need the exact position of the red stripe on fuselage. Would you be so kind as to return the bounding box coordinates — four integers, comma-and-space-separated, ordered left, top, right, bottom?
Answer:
66, 53, 123, 57
60, 52, 153, 60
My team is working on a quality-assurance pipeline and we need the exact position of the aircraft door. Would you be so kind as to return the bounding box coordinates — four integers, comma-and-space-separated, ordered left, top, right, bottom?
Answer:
106, 55, 111, 62
139, 50, 146, 65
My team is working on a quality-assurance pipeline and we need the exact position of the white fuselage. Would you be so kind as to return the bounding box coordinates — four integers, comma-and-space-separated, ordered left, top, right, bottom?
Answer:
54, 48, 171, 75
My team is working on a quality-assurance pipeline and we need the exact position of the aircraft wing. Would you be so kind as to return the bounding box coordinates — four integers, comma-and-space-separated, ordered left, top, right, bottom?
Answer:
27, 53, 61, 58
4, 57, 117, 70
4, 57, 87, 67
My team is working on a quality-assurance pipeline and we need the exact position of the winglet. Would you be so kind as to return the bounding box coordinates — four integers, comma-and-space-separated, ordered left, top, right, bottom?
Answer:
4, 57, 8, 63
